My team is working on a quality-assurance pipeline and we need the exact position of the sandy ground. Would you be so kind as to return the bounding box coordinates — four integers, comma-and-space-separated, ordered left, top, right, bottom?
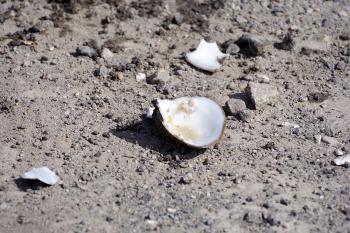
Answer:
0, 0, 350, 232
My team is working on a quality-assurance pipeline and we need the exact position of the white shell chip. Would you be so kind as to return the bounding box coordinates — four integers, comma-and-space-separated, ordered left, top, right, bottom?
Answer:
186, 39, 228, 72
333, 154, 350, 166
21, 167, 59, 185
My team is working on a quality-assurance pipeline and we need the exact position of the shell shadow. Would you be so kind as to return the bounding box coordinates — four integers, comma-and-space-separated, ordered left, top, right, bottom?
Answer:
109, 116, 205, 161
14, 178, 50, 191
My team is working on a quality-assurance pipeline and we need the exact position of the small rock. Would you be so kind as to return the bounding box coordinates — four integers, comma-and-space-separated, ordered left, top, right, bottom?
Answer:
237, 34, 273, 56
225, 99, 246, 116
222, 39, 240, 55
308, 92, 329, 103
243, 212, 262, 224
238, 109, 254, 122
314, 134, 322, 144
76, 46, 98, 58
271, 5, 285, 16
333, 154, 350, 166
300, 40, 329, 55
147, 69, 170, 85
322, 136, 339, 146
339, 32, 350, 41
334, 149, 344, 156
136, 73, 146, 82
321, 18, 331, 28
173, 14, 184, 25
335, 61, 346, 70
276, 33, 295, 51
324, 118, 342, 136
280, 198, 290, 206
241, 73, 270, 83
179, 172, 193, 184
94, 66, 108, 77
100, 48, 114, 61
31, 20, 54, 32
245, 82, 278, 110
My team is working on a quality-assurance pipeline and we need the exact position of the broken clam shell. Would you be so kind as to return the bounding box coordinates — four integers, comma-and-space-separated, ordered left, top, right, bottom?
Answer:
186, 39, 228, 72
153, 97, 225, 149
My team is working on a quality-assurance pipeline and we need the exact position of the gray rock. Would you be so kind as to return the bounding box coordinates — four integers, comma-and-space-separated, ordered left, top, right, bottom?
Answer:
76, 46, 98, 58
245, 82, 279, 110
243, 212, 262, 224
324, 118, 342, 136
321, 18, 331, 28
322, 136, 339, 146
314, 134, 322, 144
225, 99, 246, 116
335, 61, 346, 70
237, 34, 273, 56
226, 43, 240, 55
276, 33, 295, 51
299, 41, 329, 55
271, 5, 285, 16
179, 172, 193, 184
147, 69, 170, 85
100, 48, 114, 61
94, 66, 109, 77
238, 109, 254, 122
31, 20, 54, 32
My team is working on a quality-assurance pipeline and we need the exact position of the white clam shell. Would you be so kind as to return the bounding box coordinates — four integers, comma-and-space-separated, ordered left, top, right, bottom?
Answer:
21, 167, 59, 185
155, 96, 225, 148
186, 39, 228, 72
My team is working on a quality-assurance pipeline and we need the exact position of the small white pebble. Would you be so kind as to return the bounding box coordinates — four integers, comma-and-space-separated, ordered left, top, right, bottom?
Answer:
136, 73, 146, 81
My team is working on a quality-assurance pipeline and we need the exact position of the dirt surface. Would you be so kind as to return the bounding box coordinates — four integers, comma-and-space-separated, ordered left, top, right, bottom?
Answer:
1, 0, 350, 232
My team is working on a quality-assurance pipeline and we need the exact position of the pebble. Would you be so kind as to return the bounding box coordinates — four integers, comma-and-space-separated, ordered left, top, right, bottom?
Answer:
334, 149, 344, 156
271, 5, 285, 16
339, 32, 350, 41
321, 18, 331, 28
238, 109, 254, 122
100, 48, 114, 61
237, 34, 273, 56
222, 39, 240, 55
314, 134, 322, 144
276, 33, 295, 51
136, 73, 146, 82
245, 82, 278, 110
31, 20, 54, 32
225, 98, 246, 116
147, 69, 170, 85
94, 66, 109, 77
333, 154, 350, 166
322, 136, 339, 146
324, 118, 342, 136
241, 73, 270, 83
76, 46, 98, 58
335, 61, 346, 70
299, 40, 329, 55
179, 172, 193, 184
243, 212, 262, 224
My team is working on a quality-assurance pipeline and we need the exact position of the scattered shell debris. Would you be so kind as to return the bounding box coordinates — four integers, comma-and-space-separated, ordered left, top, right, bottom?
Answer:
333, 154, 350, 166
153, 96, 225, 148
21, 167, 59, 185
186, 39, 228, 72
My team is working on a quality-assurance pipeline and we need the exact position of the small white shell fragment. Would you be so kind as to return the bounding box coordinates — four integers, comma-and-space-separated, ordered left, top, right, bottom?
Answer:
21, 167, 59, 185
186, 39, 228, 72
333, 154, 350, 166
280, 122, 300, 128
146, 107, 155, 118
136, 73, 146, 81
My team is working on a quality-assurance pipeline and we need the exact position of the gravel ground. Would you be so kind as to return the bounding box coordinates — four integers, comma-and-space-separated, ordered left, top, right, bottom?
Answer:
0, 0, 350, 232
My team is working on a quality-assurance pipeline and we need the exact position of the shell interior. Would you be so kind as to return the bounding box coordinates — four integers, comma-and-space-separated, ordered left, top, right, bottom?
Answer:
157, 97, 225, 148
